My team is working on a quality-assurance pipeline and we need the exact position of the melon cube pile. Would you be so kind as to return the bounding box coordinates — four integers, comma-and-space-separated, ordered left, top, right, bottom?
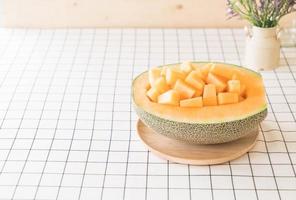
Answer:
146, 62, 246, 107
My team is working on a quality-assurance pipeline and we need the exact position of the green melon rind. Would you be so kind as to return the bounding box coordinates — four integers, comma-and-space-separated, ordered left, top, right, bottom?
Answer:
134, 104, 267, 144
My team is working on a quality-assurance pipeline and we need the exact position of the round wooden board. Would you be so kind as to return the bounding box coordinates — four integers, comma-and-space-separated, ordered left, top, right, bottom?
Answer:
137, 120, 258, 165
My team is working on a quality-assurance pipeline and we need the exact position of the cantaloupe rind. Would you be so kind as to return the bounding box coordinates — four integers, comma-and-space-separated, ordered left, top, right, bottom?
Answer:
132, 62, 267, 144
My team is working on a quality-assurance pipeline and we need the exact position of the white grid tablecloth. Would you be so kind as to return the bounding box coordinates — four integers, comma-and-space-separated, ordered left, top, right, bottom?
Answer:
0, 28, 295, 200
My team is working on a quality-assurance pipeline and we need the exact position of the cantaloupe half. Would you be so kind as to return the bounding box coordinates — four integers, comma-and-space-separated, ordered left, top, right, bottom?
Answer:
132, 62, 267, 144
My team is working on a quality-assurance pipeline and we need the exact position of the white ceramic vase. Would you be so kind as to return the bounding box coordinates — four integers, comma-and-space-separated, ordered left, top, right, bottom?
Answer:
244, 26, 281, 71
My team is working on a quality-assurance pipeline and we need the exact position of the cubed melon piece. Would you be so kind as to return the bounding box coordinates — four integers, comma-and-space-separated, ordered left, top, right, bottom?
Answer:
218, 92, 239, 105
191, 63, 202, 70
231, 73, 238, 80
146, 87, 160, 102
148, 67, 161, 86
145, 83, 151, 90
171, 65, 182, 71
180, 61, 193, 74
166, 68, 186, 86
239, 96, 245, 102
185, 71, 205, 91
158, 90, 180, 106
240, 84, 246, 97
194, 67, 207, 81
180, 97, 203, 108
174, 79, 196, 99
203, 84, 217, 106
210, 64, 234, 79
206, 73, 227, 92
194, 89, 203, 97
200, 63, 213, 77
154, 77, 170, 93
160, 66, 167, 76
231, 72, 245, 81
227, 80, 241, 93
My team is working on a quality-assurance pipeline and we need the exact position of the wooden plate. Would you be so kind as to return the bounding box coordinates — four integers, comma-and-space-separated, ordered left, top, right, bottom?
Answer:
137, 120, 258, 165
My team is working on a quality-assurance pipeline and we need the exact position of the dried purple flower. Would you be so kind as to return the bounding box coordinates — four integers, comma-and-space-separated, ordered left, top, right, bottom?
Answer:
226, 0, 296, 28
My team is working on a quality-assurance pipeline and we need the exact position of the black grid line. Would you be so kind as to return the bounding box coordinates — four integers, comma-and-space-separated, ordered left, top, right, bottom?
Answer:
144, 29, 151, 200
76, 29, 109, 200
162, 29, 170, 200
54, 29, 90, 198
258, 124, 282, 199
37, 29, 83, 198
100, 29, 123, 200
2, 171, 296, 178
0, 149, 296, 154
176, 29, 192, 200
268, 58, 296, 178
1, 184, 296, 190
231, 28, 261, 200
0, 29, 37, 174
266, 96, 296, 175
0, 30, 16, 89
1, 160, 296, 165
203, 28, 215, 200
122, 29, 137, 200
217, 29, 237, 200
10, 30, 56, 199
32, 29, 70, 198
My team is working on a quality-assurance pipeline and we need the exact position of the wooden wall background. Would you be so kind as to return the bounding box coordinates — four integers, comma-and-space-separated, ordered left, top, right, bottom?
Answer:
1, 0, 295, 28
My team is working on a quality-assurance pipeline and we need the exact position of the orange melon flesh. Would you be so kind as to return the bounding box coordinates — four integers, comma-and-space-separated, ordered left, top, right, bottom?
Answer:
194, 89, 203, 97
146, 87, 160, 102
160, 66, 167, 76
194, 68, 207, 81
180, 61, 193, 74
191, 62, 208, 79
166, 68, 186, 86
210, 64, 234, 80
154, 77, 170, 93
133, 62, 267, 122
200, 63, 212, 78
203, 84, 217, 106
185, 71, 205, 91
240, 84, 247, 97
239, 96, 245, 102
232, 73, 238, 80
227, 80, 240, 93
148, 68, 161, 86
158, 89, 180, 106
218, 92, 239, 105
180, 97, 203, 108
206, 73, 227, 92
174, 79, 196, 99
